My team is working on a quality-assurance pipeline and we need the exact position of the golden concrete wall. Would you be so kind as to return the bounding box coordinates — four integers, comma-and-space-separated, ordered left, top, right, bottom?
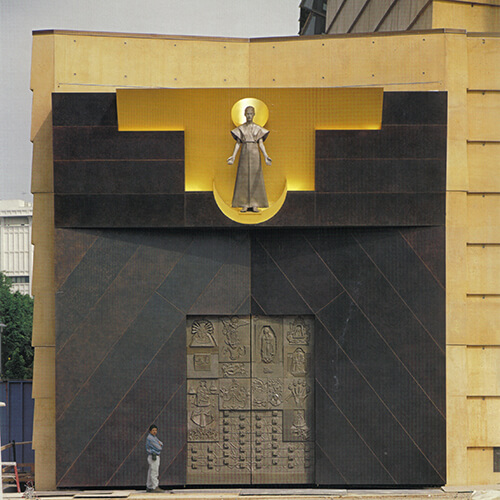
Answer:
30, 32, 56, 490
31, 26, 499, 488
462, 33, 500, 486
433, 1, 500, 32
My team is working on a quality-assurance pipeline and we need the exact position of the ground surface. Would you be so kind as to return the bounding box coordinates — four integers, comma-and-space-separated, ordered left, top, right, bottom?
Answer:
7, 487, 500, 500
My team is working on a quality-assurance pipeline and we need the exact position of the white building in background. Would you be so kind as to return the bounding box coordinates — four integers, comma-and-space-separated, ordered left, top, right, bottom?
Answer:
0, 200, 33, 296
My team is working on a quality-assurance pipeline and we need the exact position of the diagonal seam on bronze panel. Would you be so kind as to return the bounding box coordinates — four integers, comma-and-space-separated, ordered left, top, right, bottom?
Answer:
305, 234, 446, 419
316, 379, 398, 484
56, 239, 141, 357
56, 305, 185, 485
105, 381, 186, 486
187, 235, 249, 314
158, 443, 187, 483
315, 313, 446, 482
56, 242, 188, 421
57, 286, 185, 421
250, 294, 268, 316
314, 291, 346, 315
352, 233, 444, 353
253, 236, 315, 314
234, 293, 251, 315
315, 439, 349, 484
55, 229, 100, 292
398, 229, 445, 290
256, 233, 345, 313
56, 236, 106, 355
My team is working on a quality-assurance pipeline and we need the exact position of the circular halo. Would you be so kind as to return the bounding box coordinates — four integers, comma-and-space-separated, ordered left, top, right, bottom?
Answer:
231, 98, 269, 127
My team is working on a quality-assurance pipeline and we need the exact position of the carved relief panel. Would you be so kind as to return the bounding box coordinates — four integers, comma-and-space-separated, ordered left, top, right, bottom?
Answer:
186, 315, 314, 485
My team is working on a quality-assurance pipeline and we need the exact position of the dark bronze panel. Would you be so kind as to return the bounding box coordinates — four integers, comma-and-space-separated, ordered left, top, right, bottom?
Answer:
382, 92, 448, 125
314, 94, 447, 231
315, 388, 396, 485
56, 293, 185, 484
315, 444, 347, 485
307, 229, 445, 412
54, 228, 100, 289
354, 228, 445, 351
56, 232, 193, 415
51, 91, 447, 229
316, 126, 447, 160
108, 382, 187, 487
56, 229, 252, 487
315, 193, 445, 226
317, 293, 446, 479
53, 127, 184, 161
185, 193, 239, 227
400, 226, 445, 288
494, 448, 500, 473
261, 192, 315, 227
55, 234, 140, 349
57, 322, 186, 487
188, 232, 251, 315
316, 159, 446, 193
157, 231, 246, 313
236, 297, 252, 316
251, 298, 266, 316
54, 194, 185, 227
53, 89, 448, 488
315, 349, 396, 486
255, 230, 344, 313
52, 93, 118, 126
315, 309, 444, 485
55, 226, 445, 487
251, 235, 312, 316
54, 160, 185, 194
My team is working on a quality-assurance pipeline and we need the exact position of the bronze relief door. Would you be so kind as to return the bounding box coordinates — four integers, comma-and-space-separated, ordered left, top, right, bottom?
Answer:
186, 315, 314, 485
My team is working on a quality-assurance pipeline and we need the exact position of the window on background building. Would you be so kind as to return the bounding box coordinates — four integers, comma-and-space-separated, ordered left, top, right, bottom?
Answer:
4, 217, 30, 226
10, 276, 30, 284
299, 0, 327, 35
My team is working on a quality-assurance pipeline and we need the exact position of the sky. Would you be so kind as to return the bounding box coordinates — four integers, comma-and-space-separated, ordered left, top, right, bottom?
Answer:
0, 0, 300, 202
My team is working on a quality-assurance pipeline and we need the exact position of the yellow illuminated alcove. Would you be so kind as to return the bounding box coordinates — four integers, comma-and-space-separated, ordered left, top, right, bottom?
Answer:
116, 88, 383, 224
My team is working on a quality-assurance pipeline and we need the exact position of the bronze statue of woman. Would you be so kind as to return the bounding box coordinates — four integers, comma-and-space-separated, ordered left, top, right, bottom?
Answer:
227, 105, 272, 213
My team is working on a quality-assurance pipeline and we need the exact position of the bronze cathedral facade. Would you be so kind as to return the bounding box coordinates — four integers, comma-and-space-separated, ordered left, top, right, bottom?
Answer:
51, 90, 446, 487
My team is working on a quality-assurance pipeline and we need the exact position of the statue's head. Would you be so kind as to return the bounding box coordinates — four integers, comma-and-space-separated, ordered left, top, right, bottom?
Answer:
244, 106, 255, 122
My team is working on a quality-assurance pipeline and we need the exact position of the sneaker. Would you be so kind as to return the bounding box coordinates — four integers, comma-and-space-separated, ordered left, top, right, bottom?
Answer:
153, 487, 164, 493
146, 488, 154, 493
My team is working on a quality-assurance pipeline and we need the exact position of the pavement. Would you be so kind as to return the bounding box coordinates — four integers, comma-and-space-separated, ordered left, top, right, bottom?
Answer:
4, 485, 500, 500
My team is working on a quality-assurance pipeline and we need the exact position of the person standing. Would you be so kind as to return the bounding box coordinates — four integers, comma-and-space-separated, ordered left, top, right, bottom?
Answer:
145, 424, 163, 493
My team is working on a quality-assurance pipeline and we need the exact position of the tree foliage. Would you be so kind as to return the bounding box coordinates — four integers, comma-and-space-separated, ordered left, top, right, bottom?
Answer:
0, 273, 34, 379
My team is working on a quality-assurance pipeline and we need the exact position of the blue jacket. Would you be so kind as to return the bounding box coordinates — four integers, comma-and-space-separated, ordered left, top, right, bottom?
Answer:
146, 433, 163, 456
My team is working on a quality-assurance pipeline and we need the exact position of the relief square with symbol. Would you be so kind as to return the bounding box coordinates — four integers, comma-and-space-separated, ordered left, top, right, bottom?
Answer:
218, 316, 251, 363
252, 317, 284, 379
187, 379, 219, 442
187, 353, 218, 378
